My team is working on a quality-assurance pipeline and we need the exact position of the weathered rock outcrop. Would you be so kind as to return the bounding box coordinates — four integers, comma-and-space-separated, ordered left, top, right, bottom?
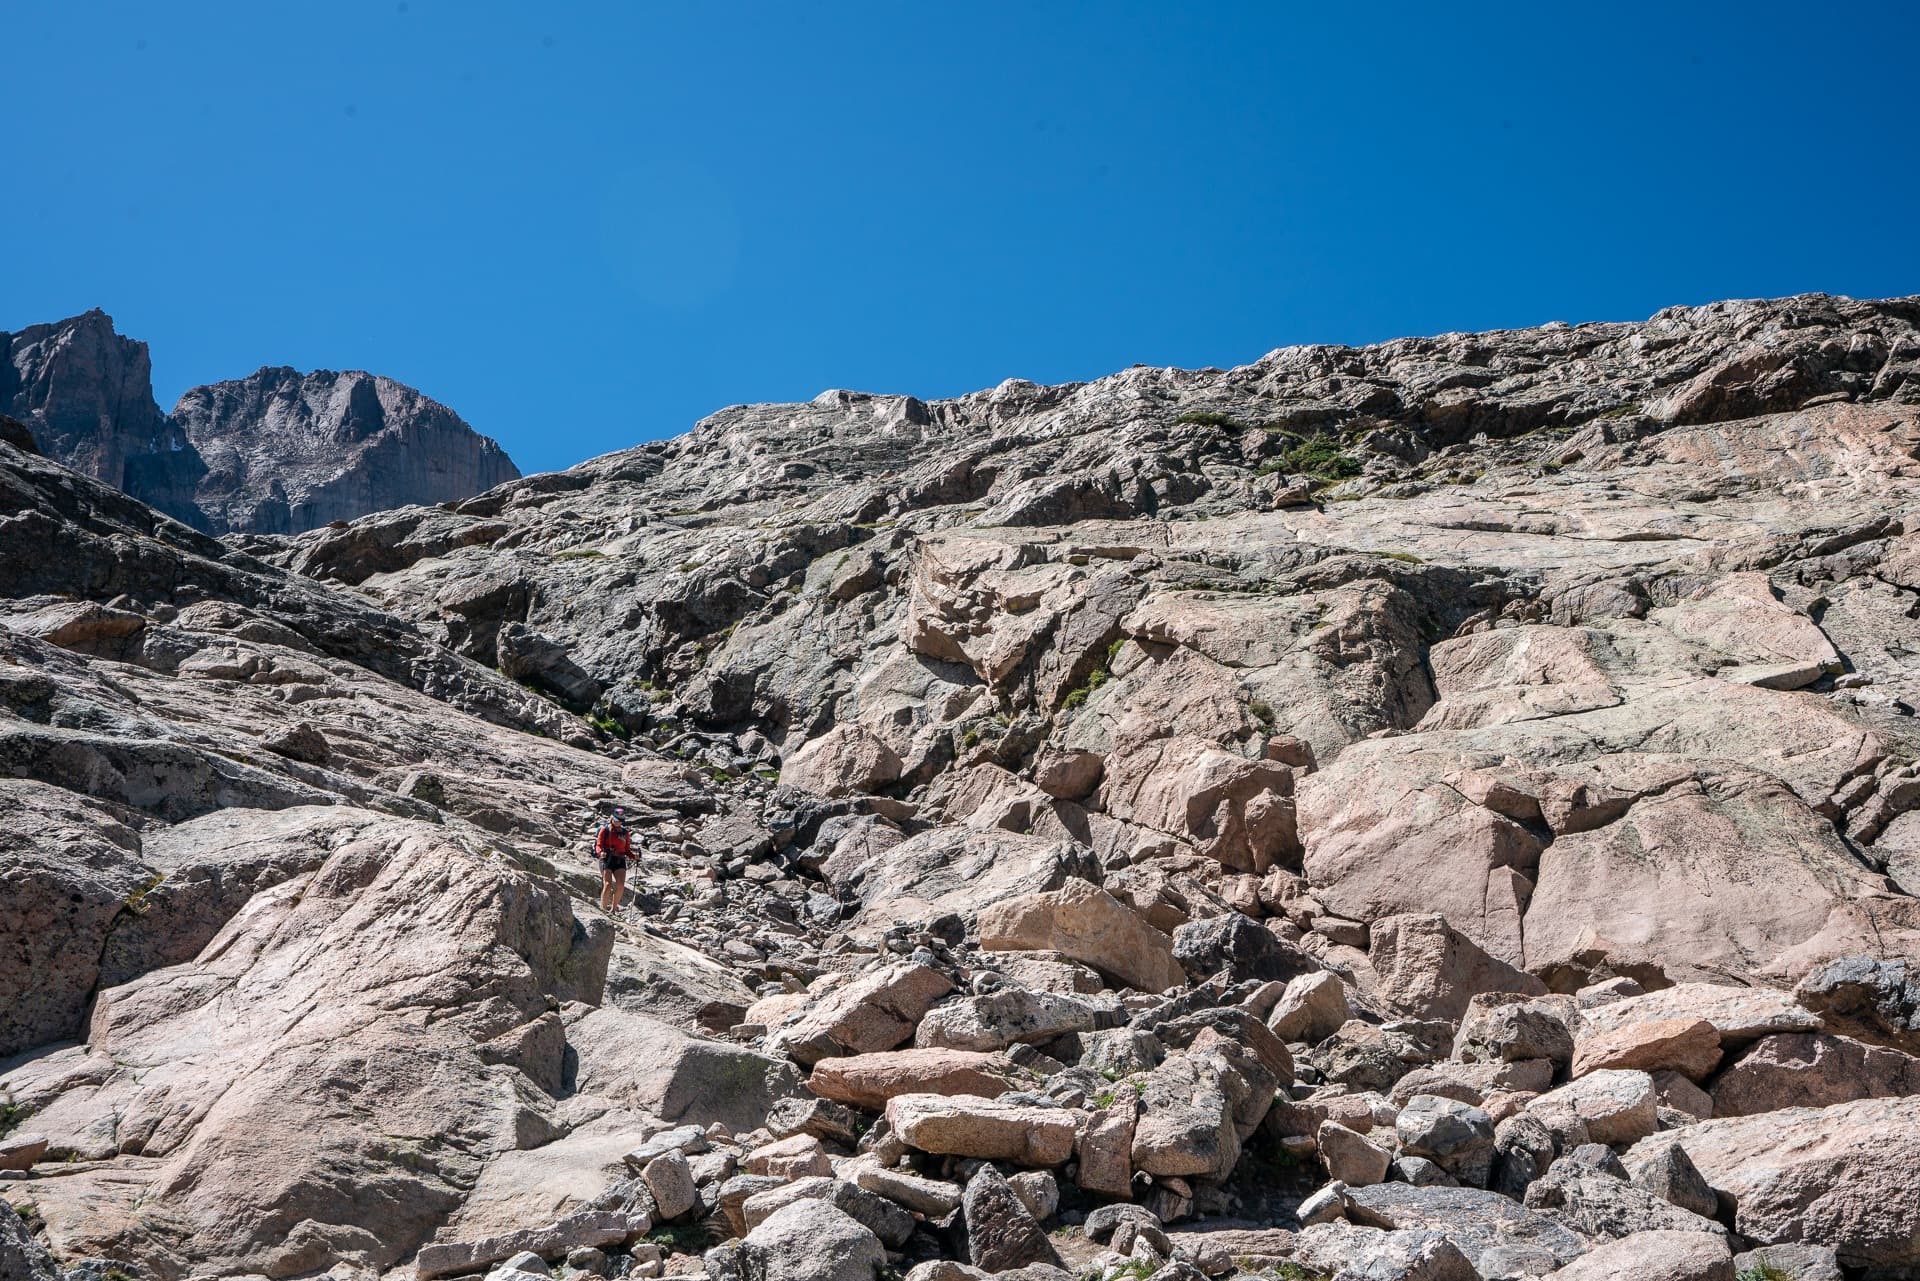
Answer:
6, 293, 1920, 1281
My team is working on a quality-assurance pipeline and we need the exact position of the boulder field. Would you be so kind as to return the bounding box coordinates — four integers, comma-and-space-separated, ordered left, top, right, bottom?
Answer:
4, 292, 1920, 1281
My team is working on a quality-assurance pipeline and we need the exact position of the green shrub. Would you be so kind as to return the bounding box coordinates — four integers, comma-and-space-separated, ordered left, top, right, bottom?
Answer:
1262, 1264, 1330, 1281
648, 1222, 719, 1253
1281, 436, 1363, 481
1059, 640, 1128, 714
1174, 409, 1245, 430
588, 713, 629, 739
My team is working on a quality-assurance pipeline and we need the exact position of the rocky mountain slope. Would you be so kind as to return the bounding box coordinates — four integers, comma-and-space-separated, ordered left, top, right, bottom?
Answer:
1, 310, 519, 533
5, 293, 1920, 1281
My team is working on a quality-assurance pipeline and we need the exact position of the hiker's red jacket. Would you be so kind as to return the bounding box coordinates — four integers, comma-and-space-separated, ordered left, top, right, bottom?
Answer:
596, 824, 631, 858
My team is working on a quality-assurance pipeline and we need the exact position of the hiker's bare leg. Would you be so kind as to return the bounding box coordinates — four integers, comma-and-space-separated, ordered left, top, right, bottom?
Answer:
612, 868, 627, 912
600, 868, 615, 911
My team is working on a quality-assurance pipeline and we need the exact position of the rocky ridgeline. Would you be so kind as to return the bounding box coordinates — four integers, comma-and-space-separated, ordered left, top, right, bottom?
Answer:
2, 292, 1920, 1281
0, 310, 519, 533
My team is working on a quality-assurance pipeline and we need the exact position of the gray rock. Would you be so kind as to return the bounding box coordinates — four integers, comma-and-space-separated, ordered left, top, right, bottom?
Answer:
826, 1181, 916, 1250
1299, 1180, 1351, 1225
501, 1252, 551, 1275
1170, 914, 1319, 987
1343, 1184, 1586, 1272
0, 781, 153, 1055
0, 310, 203, 524
914, 985, 1101, 1053
1084, 1203, 1163, 1244
1489, 1114, 1557, 1201
173, 364, 519, 534
1008, 1170, 1059, 1223
1389, 1157, 1455, 1188
1293, 1222, 1480, 1281
1473, 1242, 1562, 1280
1394, 1095, 1495, 1188
1792, 955, 1920, 1053
1452, 996, 1574, 1068
564, 1247, 610, 1277
731, 1200, 885, 1281
763, 1096, 861, 1146
1522, 1165, 1726, 1243
639, 1150, 697, 1221
1, 1200, 57, 1281
1625, 1141, 1718, 1220
1553, 1143, 1628, 1181
962, 1164, 1058, 1273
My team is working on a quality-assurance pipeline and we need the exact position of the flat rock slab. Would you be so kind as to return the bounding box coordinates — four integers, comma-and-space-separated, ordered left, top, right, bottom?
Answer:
415, 1210, 650, 1279
885, 1093, 1079, 1166
1575, 983, 1819, 1046
1345, 1183, 1587, 1270
1572, 1018, 1722, 1081
1543, 1229, 1733, 1281
809, 1048, 1021, 1109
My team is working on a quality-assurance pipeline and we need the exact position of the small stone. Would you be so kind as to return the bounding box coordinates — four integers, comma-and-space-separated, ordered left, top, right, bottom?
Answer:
1297, 1180, 1350, 1225
1317, 1120, 1391, 1187
1389, 1156, 1455, 1187
1009, 1170, 1060, 1222
0, 1134, 49, 1173
1625, 1140, 1719, 1220
639, 1150, 696, 1221
1266, 972, 1352, 1044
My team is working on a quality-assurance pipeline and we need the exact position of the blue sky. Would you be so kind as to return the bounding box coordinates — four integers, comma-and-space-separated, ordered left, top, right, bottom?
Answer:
5, 2, 1917, 474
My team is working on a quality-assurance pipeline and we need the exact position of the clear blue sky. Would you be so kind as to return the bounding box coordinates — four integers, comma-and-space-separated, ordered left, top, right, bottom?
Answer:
6, 2, 1917, 474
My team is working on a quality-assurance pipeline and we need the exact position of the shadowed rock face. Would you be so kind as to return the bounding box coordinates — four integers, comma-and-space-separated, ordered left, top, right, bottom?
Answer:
172, 366, 520, 533
0, 309, 206, 524
5, 293, 1920, 1280
1, 310, 518, 532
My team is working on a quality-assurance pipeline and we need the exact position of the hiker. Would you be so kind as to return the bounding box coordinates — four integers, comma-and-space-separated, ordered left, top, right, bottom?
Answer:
596, 807, 632, 913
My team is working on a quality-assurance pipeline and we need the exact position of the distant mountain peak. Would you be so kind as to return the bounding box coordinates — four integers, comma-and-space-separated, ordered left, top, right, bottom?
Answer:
0, 311, 519, 533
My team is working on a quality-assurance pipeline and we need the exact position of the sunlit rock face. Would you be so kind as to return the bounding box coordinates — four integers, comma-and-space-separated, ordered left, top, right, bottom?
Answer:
5, 292, 1920, 1280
